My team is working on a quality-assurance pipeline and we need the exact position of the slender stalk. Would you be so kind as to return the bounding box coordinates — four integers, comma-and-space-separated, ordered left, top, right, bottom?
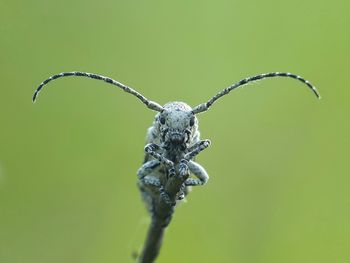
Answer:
138, 170, 189, 263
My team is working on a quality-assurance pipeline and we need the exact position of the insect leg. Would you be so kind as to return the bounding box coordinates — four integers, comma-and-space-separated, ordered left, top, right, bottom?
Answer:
144, 143, 175, 176
178, 139, 211, 177
138, 160, 161, 180
184, 161, 209, 186
184, 139, 211, 161
137, 160, 174, 205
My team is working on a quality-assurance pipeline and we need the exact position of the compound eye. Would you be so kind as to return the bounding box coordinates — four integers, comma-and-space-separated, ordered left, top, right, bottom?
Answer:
159, 115, 166, 125
189, 115, 195, 126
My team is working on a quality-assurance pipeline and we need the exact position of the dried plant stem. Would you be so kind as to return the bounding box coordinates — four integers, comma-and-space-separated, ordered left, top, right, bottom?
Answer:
138, 171, 189, 263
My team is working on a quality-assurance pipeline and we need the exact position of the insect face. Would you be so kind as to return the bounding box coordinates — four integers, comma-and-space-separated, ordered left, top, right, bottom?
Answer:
156, 102, 198, 148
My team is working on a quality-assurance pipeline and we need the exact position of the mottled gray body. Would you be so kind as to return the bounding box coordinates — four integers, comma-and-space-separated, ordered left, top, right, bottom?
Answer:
137, 102, 210, 212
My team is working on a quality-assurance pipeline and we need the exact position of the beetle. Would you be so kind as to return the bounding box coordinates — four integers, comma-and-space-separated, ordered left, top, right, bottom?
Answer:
33, 71, 320, 214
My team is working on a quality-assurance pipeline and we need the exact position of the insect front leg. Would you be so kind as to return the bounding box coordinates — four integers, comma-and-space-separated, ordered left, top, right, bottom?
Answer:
178, 140, 211, 177
144, 143, 175, 176
185, 139, 211, 161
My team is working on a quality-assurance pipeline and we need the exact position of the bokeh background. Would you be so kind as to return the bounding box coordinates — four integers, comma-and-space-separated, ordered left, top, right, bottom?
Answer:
1, 0, 349, 262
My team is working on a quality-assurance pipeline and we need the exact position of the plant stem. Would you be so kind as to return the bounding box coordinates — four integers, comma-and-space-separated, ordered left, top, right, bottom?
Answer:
138, 171, 189, 263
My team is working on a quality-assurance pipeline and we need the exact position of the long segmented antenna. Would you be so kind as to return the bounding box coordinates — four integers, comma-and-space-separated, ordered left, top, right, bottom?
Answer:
32, 72, 164, 112
192, 72, 320, 114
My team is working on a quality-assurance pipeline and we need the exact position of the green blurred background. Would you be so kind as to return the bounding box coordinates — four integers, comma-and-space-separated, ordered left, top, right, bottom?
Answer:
1, 0, 349, 262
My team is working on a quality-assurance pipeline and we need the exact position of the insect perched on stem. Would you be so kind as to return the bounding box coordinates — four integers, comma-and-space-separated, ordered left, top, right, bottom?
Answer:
33, 71, 320, 263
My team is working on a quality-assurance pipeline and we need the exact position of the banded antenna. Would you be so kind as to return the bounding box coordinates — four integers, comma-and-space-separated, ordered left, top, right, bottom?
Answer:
32, 72, 164, 112
192, 72, 320, 114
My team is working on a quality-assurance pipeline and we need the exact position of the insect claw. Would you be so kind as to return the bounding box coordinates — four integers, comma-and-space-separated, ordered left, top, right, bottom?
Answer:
202, 139, 211, 148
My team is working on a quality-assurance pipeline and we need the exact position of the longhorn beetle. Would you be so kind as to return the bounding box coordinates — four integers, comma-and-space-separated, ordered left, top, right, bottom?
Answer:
33, 72, 320, 259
